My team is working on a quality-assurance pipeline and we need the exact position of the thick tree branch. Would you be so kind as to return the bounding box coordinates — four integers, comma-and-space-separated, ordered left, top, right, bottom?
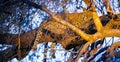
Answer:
75, 28, 120, 62
22, 1, 120, 61
22, 0, 92, 42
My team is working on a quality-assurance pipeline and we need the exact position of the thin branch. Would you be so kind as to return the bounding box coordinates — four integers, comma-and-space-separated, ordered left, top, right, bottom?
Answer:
84, 0, 103, 31
102, 0, 114, 13
92, 0, 104, 31
75, 41, 92, 62
93, 12, 104, 31
107, 41, 120, 57
105, 41, 120, 61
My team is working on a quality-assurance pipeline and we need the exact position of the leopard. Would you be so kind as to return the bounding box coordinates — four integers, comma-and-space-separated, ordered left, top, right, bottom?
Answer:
32, 11, 96, 51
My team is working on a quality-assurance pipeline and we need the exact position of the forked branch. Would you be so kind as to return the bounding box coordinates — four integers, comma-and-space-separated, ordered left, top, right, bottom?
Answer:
84, 0, 103, 31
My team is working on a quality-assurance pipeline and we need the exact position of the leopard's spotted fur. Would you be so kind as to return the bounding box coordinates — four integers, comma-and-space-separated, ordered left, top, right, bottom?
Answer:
32, 12, 95, 50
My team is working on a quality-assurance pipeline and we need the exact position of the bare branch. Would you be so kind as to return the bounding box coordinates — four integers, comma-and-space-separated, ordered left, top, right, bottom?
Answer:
102, 0, 114, 13
84, 0, 104, 31
93, 12, 104, 31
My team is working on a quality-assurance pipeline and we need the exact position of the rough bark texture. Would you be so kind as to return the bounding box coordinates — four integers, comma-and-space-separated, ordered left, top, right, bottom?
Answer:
0, 28, 37, 61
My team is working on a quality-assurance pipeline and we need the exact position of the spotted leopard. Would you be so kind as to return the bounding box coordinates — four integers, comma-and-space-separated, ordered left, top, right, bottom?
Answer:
32, 12, 94, 51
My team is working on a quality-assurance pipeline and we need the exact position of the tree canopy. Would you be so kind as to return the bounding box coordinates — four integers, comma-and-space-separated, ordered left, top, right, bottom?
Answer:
0, 0, 120, 62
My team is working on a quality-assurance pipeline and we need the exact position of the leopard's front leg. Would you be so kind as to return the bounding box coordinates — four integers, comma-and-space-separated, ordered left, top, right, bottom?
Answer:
32, 28, 43, 51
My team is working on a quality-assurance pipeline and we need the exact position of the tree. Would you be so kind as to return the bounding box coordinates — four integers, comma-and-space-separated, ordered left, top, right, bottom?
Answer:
0, 0, 120, 62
